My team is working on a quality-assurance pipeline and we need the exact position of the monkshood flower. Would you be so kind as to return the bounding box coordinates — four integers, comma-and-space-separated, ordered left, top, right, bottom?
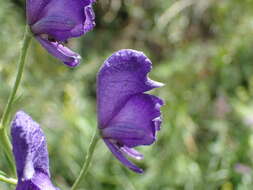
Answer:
27, 0, 95, 67
11, 111, 59, 190
97, 49, 164, 173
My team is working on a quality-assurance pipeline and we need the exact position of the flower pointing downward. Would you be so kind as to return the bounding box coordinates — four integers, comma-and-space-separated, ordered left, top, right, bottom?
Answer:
27, 0, 96, 67
97, 49, 164, 173
11, 111, 59, 190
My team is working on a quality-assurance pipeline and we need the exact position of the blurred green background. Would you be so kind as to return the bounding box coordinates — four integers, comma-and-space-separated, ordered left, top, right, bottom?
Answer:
1, 0, 253, 189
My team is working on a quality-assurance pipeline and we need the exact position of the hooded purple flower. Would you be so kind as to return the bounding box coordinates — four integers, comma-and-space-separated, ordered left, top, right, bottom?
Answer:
11, 111, 59, 190
97, 49, 164, 173
27, 0, 95, 67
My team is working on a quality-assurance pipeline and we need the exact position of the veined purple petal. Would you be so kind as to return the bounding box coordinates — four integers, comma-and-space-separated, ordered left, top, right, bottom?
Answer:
104, 139, 143, 173
101, 94, 164, 147
97, 49, 164, 128
36, 36, 81, 67
11, 111, 59, 190
11, 111, 49, 179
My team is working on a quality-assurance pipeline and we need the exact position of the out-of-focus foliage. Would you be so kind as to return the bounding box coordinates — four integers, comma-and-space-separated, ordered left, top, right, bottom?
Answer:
1, 0, 253, 189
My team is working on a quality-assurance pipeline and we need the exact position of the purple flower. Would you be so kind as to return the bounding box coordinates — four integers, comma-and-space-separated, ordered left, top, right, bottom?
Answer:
11, 111, 59, 190
97, 49, 164, 173
27, 0, 96, 67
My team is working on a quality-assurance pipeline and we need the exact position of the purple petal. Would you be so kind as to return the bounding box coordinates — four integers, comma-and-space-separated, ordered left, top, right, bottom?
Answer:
102, 94, 164, 147
11, 111, 49, 179
31, 16, 77, 41
26, 0, 51, 25
11, 111, 59, 190
104, 139, 143, 173
31, 0, 95, 41
97, 49, 164, 128
36, 36, 81, 67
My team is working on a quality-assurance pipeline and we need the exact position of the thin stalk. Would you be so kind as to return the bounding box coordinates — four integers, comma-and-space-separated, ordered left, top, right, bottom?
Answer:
0, 129, 15, 175
71, 131, 100, 190
0, 175, 17, 185
0, 25, 32, 127
0, 25, 32, 176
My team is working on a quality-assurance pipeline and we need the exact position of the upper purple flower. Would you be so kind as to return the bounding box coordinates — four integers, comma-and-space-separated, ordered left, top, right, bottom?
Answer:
97, 49, 164, 173
27, 0, 96, 67
11, 111, 59, 190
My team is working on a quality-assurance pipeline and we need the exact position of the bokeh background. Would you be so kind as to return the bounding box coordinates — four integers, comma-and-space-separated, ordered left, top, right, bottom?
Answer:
1, 0, 253, 189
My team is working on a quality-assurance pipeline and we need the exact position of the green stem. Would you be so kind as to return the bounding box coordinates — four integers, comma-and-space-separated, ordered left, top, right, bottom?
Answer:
0, 175, 17, 185
71, 131, 100, 190
0, 25, 32, 176
0, 129, 15, 175
0, 25, 32, 127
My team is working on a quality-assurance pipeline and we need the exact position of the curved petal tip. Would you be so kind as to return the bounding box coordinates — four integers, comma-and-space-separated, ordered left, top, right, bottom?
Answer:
104, 139, 144, 173
36, 36, 81, 67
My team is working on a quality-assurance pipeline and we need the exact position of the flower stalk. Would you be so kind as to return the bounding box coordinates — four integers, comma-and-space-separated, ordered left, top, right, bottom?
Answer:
0, 175, 17, 185
71, 130, 100, 190
0, 25, 32, 127
0, 25, 32, 176
0, 128, 15, 175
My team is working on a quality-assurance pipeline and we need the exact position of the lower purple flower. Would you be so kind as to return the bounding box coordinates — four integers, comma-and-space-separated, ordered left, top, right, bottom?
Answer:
11, 111, 59, 190
97, 49, 164, 173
